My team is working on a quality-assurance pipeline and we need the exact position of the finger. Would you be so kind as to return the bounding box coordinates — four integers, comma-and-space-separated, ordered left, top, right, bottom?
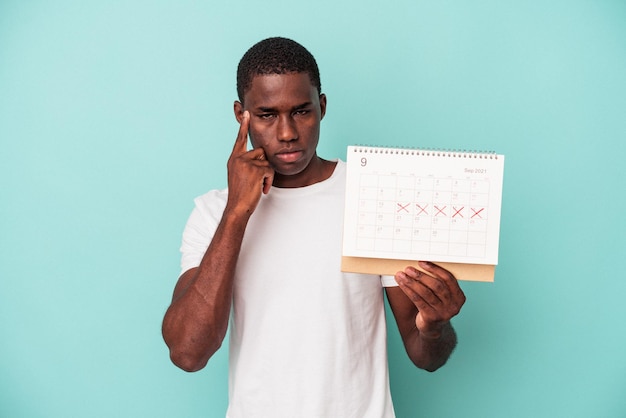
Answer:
396, 270, 461, 329
249, 146, 267, 161
395, 270, 440, 310
417, 273, 452, 304
418, 261, 460, 291
417, 261, 466, 306
262, 169, 274, 194
404, 266, 445, 294
248, 154, 274, 194
399, 266, 458, 309
232, 110, 250, 155
244, 151, 273, 194
418, 261, 456, 281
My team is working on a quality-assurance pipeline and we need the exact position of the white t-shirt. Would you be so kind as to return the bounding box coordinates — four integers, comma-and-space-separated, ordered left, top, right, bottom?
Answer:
181, 160, 397, 418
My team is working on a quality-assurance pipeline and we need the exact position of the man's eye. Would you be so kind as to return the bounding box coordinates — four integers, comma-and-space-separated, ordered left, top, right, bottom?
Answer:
294, 109, 310, 116
258, 114, 275, 120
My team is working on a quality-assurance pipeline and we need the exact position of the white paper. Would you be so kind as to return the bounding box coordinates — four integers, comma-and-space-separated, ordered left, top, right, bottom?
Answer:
342, 146, 505, 265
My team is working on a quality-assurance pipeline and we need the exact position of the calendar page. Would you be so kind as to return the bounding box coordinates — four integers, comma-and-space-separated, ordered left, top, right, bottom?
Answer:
342, 146, 505, 266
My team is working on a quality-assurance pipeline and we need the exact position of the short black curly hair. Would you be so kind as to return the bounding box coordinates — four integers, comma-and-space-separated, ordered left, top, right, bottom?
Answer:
236, 37, 321, 103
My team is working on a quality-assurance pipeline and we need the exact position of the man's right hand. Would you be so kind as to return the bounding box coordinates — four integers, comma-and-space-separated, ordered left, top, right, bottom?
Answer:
225, 111, 274, 217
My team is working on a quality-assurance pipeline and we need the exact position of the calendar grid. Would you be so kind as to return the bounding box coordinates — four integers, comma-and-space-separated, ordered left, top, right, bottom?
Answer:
355, 173, 490, 260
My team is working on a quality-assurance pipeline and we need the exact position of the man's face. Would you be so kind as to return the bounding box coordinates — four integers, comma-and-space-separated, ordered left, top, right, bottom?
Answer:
235, 72, 327, 185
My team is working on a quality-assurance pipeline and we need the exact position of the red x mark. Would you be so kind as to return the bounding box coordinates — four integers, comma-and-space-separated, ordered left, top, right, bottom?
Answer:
452, 206, 464, 218
471, 208, 485, 218
434, 205, 447, 217
397, 203, 410, 213
416, 204, 428, 216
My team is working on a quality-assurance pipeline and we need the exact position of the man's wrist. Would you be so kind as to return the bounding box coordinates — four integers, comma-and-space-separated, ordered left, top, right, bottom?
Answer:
419, 329, 442, 340
222, 205, 254, 224
418, 322, 447, 340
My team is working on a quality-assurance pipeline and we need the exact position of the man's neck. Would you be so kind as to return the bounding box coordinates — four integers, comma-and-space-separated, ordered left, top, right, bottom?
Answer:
272, 157, 337, 188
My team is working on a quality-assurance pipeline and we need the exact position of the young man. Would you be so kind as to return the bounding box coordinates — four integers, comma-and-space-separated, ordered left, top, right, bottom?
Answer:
162, 37, 466, 417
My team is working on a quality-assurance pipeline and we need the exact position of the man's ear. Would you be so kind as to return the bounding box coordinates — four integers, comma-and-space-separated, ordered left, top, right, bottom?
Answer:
319, 94, 327, 120
234, 101, 244, 123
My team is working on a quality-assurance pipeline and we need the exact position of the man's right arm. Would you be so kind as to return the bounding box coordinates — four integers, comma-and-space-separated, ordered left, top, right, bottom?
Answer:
161, 209, 250, 372
161, 110, 273, 372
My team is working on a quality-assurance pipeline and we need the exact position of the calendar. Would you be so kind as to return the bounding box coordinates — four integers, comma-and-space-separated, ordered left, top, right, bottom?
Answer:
342, 146, 505, 270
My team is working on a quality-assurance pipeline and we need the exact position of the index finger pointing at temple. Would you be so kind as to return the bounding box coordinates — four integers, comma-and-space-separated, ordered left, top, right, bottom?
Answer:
233, 110, 250, 154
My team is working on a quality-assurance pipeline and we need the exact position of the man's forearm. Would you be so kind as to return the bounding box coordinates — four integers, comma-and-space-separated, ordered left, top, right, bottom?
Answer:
406, 322, 457, 372
162, 210, 249, 372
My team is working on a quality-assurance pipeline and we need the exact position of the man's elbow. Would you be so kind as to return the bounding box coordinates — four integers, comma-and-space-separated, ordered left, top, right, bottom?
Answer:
168, 346, 217, 372
162, 319, 225, 372
163, 331, 223, 372
410, 356, 447, 373
421, 362, 445, 373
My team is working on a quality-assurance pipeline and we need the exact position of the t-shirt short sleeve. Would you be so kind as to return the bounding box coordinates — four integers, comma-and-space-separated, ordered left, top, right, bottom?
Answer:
381, 275, 398, 287
179, 190, 228, 276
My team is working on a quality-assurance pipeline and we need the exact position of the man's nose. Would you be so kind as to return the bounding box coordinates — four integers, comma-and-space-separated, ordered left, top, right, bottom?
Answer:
277, 115, 297, 142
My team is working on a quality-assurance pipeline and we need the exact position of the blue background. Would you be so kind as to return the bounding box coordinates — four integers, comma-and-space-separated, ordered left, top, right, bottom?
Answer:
1, 1, 625, 417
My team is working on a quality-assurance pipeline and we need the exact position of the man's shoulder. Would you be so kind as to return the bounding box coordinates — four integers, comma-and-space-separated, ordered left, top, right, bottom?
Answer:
195, 187, 228, 200
192, 187, 228, 214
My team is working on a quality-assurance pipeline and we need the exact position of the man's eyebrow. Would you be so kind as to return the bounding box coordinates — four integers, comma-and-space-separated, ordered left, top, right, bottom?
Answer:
255, 102, 313, 112
256, 106, 277, 113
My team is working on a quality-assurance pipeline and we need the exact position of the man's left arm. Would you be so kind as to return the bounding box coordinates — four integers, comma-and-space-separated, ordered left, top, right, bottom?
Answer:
385, 261, 466, 372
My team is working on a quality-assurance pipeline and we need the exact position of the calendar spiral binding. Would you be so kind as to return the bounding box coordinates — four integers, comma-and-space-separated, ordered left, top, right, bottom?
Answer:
351, 145, 499, 159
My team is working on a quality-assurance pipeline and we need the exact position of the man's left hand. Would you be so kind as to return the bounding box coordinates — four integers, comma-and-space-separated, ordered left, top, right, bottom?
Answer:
395, 261, 466, 338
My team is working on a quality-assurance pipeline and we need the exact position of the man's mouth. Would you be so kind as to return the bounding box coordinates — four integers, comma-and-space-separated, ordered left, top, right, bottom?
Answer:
275, 150, 303, 163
